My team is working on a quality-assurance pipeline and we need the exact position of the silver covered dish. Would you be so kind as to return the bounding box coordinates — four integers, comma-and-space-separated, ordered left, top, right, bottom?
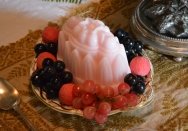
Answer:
131, 0, 188, 61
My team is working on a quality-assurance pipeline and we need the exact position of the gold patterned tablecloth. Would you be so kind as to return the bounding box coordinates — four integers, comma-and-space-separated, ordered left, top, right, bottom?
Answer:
0, 0, 188, 131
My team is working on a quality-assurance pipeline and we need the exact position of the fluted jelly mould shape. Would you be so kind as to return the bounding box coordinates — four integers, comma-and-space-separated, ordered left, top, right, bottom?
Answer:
57, 16, 131, 87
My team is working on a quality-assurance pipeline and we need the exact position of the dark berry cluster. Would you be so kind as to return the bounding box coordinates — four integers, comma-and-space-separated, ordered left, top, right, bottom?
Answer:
124, 73, 146, 94
114, 28, 144, 63
31, 43, 73, 99
31, 59, 73, 99
34, 42, 57, 57
114, 28, 147, 95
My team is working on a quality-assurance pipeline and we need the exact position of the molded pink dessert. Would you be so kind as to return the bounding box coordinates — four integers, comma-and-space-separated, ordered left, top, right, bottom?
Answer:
57, 16, 131, 86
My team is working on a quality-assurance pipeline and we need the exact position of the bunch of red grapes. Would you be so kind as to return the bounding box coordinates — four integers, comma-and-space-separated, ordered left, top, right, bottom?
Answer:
59, 80, 140, 124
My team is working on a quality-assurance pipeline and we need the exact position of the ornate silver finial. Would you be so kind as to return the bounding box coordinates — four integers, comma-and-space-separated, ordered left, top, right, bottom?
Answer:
145, 0, 188, 38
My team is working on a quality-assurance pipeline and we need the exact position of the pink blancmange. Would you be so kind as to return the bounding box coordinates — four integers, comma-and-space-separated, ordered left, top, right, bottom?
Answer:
130, 56, 151, 76
57, 16, 131, 86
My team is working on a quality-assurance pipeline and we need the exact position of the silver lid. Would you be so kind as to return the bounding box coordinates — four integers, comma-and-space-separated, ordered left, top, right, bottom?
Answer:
131, 0, 188, 57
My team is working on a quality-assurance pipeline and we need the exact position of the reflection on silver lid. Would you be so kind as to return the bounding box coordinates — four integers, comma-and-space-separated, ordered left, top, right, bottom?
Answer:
144, 0, 188, 38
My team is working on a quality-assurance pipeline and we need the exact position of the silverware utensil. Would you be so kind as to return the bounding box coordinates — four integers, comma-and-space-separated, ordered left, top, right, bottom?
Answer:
0, 77, 36, 131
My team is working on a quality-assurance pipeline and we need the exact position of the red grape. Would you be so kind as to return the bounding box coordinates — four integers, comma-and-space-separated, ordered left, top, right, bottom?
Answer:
125, 93, 139, 107
81, 93, 96, 106
111, 95, 127, 109
73, 84, 82, 97
100, 86, 114, 98
118, 83, 131, 95
91, 101, 99, 107
113, 87, 119, 96
83, 106, 96, 120
72, 97, 83, 109
82, 80, 96, 94
94, 84, 101, 95
94, 112, 108, 124
97, 102, 111, 115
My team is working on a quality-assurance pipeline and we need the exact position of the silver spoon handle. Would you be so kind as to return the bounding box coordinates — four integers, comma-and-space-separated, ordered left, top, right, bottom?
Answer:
13, 105, 37, 131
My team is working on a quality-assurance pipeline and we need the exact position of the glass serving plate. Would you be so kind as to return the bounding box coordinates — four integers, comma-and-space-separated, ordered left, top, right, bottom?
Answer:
131, 0, 188, 62
30, 52, 154, 117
